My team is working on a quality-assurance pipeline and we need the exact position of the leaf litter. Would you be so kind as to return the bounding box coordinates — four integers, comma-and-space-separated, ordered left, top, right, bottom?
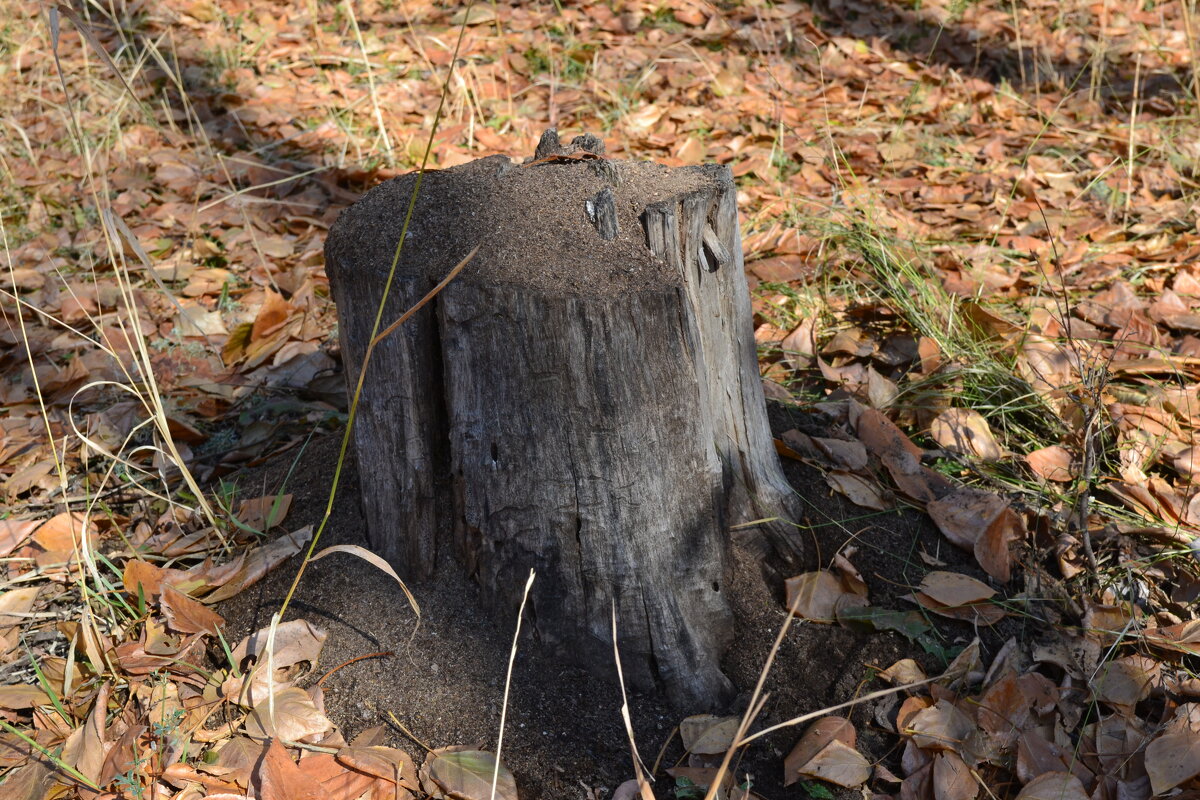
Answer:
3, 0, 1200, 797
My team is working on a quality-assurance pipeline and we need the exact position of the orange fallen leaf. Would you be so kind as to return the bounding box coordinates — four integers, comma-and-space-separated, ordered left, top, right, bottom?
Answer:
1026, 445, 1076, 482
256, 738, 326, 800
161, 584, 225, 636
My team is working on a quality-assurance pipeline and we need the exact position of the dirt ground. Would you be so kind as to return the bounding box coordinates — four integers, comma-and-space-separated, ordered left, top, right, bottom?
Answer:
220, 401, 1026, 800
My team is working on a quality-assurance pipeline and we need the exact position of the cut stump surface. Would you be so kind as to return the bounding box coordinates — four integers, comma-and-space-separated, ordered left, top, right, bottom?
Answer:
325, 145, 805, 708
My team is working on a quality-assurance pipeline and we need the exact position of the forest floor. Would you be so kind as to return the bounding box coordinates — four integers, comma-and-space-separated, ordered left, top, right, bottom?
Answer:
1, 0, 1200, 799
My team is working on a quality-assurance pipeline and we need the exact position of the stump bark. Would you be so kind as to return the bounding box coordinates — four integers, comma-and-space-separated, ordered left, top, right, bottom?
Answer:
325, 137, 806, 709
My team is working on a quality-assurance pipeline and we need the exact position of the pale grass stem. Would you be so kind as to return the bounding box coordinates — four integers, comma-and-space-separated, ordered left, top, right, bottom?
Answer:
611, 603, 656, 800
344, 0, 395, 165
1123, 54, 1142, 225
492, 570, 535, 800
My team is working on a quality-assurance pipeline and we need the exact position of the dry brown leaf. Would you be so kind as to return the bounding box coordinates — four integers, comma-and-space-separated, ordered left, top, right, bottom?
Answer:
231, 619, 328, 707
235, 494, 293, 531
160, 584, 225, 635
1015, 731, 1091, 786
930, 408, 1003, 461
1146, 729, 1200, 794
1091, 655, 1158, 714
973, 505, 1021, 584
295, 752, 376, 799
911, 591, 1006, 626
0, 519, 37, 558
0, 684, 51, 710
783, 716, 856, 786
881, 451, 954, 505
336, 745, 419, 790
31, 511, 96, 551
0, 587, 40, 654
244, 687, 334, 743
780, 318, 816, 370
866, 366, 898, 409
786, 736, 870, 788
421, 747, 518, 800
855, 405, 924, 461
1016, 771, 1089, 800
1026, 445, 1076, 482
906, 699, 974, 755
927, 488, 1008, 550
879, 659, 926, 685
204, 525, 313, 603
932, 751, 977, 800
256, 738, 326, 800
680, 714, 739, 755
784, 570, 866, 621
824, 470, 889, 510
812, 437, 869, 471
918, 572, 996, 607
122, 559, 196, 603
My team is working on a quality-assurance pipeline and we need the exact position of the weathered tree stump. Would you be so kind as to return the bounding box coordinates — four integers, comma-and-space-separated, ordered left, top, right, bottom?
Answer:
325, 132, 805, 708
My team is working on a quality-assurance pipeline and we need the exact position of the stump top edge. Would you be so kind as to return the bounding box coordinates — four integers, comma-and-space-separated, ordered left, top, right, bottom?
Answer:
325, 156, 733, 298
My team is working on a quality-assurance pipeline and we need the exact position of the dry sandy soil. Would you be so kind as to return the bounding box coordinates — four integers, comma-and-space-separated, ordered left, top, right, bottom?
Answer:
220, 402, 1027, 800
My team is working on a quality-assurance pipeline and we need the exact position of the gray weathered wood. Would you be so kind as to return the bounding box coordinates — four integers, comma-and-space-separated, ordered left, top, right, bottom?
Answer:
325, 149, 805, 709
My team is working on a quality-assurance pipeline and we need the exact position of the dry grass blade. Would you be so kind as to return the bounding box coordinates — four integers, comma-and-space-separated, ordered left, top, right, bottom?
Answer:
735, 677, 937, 747
612, 602, 657, 800
308, 544, 421, 622
491, 570, 535, 800
52, 4, 140, 103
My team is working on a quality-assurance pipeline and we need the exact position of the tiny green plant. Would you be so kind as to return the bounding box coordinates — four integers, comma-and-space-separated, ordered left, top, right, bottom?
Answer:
800, 780, 835, 799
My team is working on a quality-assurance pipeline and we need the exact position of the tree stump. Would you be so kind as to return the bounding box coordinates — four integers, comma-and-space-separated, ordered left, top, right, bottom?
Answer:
325, 132, 806, 708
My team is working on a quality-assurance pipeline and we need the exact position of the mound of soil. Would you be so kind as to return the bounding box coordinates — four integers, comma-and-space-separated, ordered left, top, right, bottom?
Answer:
220, 402, 1023, 799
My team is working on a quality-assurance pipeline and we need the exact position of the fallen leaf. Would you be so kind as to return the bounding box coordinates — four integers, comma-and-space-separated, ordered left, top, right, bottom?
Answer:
1015, 772, 1089, 800
256, 737, 326, 800
244, 687, 334, 742
930, 408, 1003, 461
680, 715, 739, 755
911, 591, 1006, 626
973, 505, 1021, 584
0, 519, 37, 558
795, 738, 870, 788
784, 570, 867, 621
1148, 715, 1200, 793
0, 684, 51, 710
421, 747, 518, 800
204, 525, 313, 602
1026, 445, 1076, 482
879, 659, 926, 685
232, 619, 328, 708
0, 587, 40, 653
918, 572, 996, 606
784, 716, 856, 786
1092, 655, 1157, 715
32, 511, 96, 551
927, 488, 1009, 551
932, 751, 977, 800
160, 584, 225, 635
906, 699, 974, 755
825, 470, 889, 510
